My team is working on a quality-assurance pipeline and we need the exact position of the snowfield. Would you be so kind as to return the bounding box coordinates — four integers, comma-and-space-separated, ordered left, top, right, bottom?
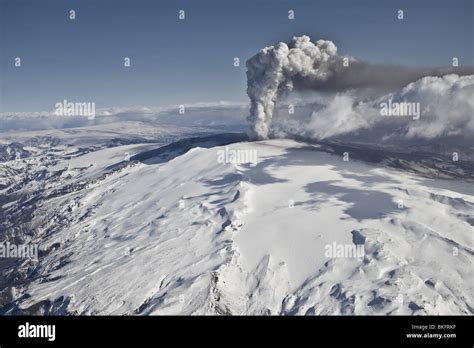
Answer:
1, 132, 473, 315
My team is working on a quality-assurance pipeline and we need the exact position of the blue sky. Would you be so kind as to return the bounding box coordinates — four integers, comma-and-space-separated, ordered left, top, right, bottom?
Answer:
1, 0, 473, 112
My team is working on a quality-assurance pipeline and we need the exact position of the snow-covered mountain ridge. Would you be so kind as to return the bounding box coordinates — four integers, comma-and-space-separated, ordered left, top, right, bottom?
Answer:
0, 127, 472, 315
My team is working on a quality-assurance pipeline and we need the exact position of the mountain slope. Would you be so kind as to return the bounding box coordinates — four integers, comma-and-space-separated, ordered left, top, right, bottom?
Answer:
1, 137, 472, 315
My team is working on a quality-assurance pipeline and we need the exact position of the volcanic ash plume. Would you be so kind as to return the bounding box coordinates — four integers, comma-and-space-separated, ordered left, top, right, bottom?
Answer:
246, 35, 340, 140
246, 35, 474, 140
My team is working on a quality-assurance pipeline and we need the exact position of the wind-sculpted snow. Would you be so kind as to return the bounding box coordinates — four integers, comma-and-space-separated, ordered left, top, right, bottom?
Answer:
2, 134, 472, 315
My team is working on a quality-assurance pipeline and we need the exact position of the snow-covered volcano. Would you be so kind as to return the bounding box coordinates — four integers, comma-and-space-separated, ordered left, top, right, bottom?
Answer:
1, 127, 472, 315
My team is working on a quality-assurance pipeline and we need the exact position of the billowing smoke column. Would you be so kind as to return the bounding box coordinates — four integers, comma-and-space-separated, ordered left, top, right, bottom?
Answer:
246, 35, 474, 140
246, 35, 341, 140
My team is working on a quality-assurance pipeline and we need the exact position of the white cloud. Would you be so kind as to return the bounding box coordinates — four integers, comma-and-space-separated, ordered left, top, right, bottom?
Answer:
0, 101, 248, 133
274, 74, 474, 142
